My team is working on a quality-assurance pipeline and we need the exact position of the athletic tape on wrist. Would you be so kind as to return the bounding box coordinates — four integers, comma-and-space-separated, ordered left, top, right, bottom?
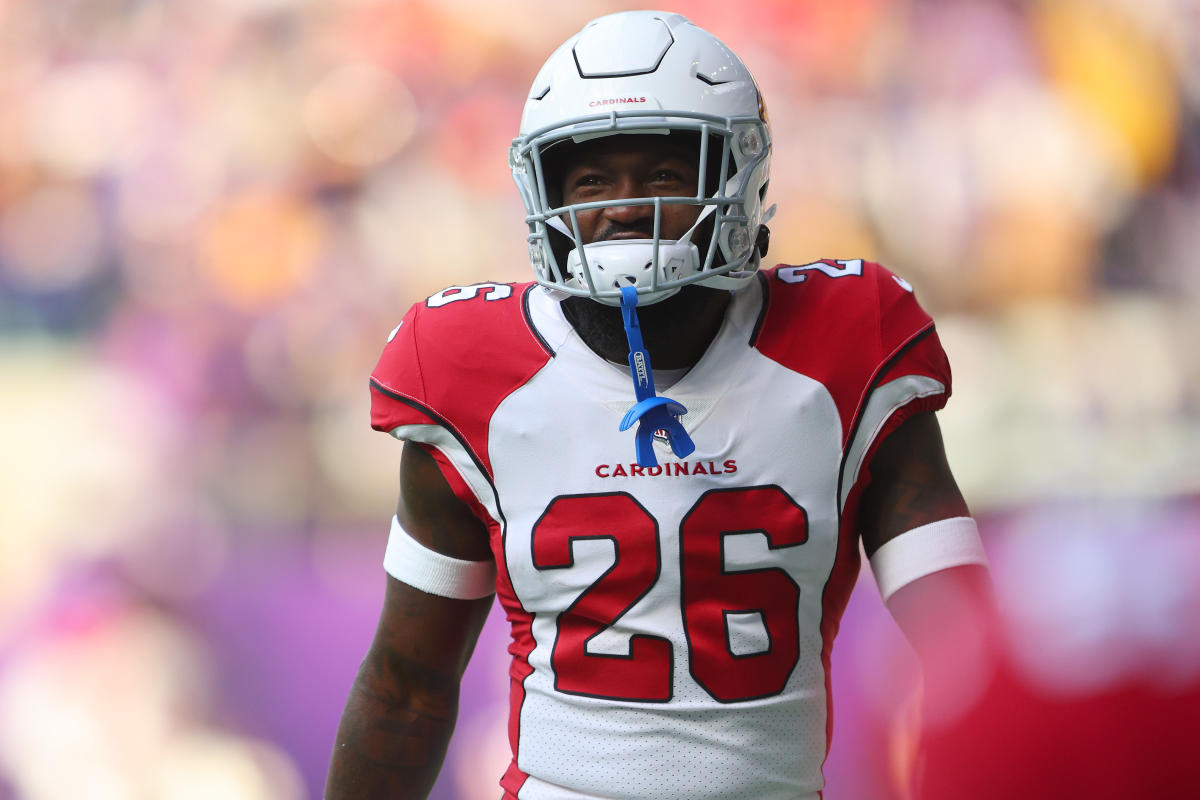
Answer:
383, 516, 496, 599
868, 516, 988, 603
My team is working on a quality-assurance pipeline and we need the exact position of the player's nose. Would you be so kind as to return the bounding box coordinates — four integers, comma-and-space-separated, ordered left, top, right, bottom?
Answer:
601, 175, 653, 226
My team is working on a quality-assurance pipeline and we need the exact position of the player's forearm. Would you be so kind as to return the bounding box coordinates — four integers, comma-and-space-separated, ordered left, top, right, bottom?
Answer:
325, 656, 460, 799
886, 564, 998, 725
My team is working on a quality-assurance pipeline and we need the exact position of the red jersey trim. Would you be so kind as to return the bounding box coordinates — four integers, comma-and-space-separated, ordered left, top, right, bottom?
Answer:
496, 522, 535, 799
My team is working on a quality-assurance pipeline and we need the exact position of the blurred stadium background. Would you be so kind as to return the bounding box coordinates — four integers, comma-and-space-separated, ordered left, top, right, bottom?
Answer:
1, 0, 1198, 798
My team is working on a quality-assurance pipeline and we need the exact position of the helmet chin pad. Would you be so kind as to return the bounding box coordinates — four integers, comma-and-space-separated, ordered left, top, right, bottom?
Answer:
564, 240, 699, 306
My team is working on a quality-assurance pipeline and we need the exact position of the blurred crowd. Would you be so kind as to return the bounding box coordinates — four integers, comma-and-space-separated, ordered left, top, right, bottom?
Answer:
1, 1, 1197, 798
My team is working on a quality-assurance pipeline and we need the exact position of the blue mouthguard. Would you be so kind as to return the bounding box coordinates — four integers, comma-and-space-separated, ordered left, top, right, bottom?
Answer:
617, 286, 695, 467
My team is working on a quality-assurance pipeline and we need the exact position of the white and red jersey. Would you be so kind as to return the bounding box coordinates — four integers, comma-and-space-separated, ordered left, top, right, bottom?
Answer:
369, 261, 952, 800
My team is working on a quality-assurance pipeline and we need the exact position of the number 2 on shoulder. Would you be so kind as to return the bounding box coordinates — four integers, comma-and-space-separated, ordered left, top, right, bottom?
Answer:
777, 259, 863, 283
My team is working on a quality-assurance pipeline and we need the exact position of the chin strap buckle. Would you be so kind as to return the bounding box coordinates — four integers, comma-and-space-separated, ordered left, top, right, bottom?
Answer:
617, 286, 695, 467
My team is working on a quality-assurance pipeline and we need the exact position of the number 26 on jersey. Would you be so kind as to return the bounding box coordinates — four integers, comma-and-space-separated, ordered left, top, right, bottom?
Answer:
531, 485, 808, 704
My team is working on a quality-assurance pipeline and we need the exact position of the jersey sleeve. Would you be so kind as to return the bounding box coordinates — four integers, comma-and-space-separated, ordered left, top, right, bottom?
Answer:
752, 260, 953, 512
367, 283, 554, 526
838, 263, 952, 510
370, 305, 436, 432
370, 298, 506, 531
871, 264, 952, 424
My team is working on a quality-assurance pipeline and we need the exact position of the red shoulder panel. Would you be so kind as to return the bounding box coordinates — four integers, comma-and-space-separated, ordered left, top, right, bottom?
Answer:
369, 282, 553, 478
753, 260, 951, 446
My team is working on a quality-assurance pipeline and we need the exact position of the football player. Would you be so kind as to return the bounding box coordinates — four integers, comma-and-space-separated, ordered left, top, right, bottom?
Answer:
327, 11, 994, 800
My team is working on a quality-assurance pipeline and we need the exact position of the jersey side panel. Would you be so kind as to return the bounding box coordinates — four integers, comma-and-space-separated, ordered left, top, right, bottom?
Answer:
498, 527, 536, 800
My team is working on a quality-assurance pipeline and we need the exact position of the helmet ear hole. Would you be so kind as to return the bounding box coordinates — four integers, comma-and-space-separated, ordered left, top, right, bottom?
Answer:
538, 142, 571, 209
755, 225, 770, 259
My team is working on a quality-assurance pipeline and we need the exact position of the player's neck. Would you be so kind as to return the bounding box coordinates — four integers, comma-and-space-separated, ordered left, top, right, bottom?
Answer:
562, 287, 731, 370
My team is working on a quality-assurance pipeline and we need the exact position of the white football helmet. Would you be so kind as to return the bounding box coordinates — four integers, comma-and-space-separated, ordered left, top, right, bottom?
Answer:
510, 11, 773, 305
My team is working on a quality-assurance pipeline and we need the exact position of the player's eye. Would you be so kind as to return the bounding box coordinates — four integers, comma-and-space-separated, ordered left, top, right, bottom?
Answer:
567, 172, 607, 193
563, 171, 617, 206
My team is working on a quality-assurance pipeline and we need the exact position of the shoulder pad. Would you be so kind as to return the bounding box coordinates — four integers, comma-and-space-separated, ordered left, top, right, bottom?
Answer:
755, 260, 951, 445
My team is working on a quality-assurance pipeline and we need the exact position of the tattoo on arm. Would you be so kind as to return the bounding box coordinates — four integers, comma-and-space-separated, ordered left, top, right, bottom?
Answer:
325, 585, 491, 799
874, 464, 969, 535
327, 439, 494, 798
326, 637, 470, 797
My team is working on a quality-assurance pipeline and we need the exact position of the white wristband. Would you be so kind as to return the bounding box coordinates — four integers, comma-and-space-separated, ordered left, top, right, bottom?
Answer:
868, 516, 988, 603
383, 516, 496, 599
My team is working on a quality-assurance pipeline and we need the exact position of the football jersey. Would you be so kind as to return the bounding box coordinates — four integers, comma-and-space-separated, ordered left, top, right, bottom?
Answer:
369, 261, 952, 800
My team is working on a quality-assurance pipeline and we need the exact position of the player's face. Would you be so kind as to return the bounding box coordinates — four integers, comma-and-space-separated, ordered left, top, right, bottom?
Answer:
559, 136, 703, 245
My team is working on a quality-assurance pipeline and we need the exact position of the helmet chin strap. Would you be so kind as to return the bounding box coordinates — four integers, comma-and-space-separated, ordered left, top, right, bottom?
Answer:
544, 215, 572, 237
616, 285, 696, 467
675, 201, 716, 247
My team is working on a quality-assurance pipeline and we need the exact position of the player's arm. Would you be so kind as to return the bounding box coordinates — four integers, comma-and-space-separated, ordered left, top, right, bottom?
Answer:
325, 441, 494, 800
858, 411, 996, 685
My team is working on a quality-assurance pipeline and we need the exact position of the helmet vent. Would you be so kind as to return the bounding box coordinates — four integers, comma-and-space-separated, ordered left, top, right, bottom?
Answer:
695, 73, 730, 87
